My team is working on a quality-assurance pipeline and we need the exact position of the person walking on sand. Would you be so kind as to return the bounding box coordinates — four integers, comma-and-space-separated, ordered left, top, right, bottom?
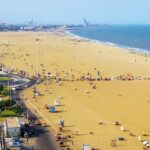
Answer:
138, 136, 141, 142
72, 74, 75, 81
59, 125, 63, 132
111, 139, 116, 147
59, 118, 64, 127
121, 126, 124, 131
143, 146, 148, 150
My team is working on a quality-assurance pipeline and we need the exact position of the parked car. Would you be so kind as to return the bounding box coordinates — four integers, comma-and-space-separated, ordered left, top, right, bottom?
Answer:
9, 141, 22, 147
35, 120, 42, 126
42, 122, 47, 127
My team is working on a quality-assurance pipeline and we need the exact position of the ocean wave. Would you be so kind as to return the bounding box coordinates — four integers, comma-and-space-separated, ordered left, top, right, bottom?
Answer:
105, 42, 117, 46
66, 30, 150, 55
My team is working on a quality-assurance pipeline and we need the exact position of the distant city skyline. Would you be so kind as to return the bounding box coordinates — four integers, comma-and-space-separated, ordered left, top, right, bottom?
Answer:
0, 0, 150, 25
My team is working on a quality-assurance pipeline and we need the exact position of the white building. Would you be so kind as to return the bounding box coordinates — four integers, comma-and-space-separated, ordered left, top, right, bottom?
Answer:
4, 117, 21, 138
0, 70, 7, 76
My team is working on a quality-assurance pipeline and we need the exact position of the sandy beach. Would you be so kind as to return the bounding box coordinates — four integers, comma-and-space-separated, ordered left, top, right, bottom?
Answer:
1, 31, 150, 150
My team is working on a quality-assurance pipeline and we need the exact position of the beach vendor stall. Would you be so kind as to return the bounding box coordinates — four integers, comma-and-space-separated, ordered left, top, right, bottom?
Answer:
83, 144, 91, 150
49, 106, 56, 113
54, 100, 60, 106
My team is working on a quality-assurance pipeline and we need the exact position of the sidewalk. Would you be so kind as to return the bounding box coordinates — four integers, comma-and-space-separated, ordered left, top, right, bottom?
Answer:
21, 137, 39, 150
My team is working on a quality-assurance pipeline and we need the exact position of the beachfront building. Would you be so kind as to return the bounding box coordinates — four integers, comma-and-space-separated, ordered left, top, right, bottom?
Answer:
0, 69, 7, 76
4, 117, 21, 138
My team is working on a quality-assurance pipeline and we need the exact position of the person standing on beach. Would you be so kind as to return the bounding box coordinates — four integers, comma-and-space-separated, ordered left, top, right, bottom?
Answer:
97, 71, 101, 80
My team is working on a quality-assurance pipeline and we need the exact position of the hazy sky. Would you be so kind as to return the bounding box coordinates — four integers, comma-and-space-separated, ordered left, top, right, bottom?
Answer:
0, 0, 150, 24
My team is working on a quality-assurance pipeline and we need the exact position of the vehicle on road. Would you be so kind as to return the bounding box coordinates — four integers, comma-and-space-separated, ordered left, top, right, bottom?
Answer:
42, 123, 48, 127
35, 120, 42, 126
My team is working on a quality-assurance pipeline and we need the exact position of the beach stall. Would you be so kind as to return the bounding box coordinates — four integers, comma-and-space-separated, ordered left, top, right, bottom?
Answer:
54, 100, 60, 106
49, 106, 56, 113
83, 144, 91, 150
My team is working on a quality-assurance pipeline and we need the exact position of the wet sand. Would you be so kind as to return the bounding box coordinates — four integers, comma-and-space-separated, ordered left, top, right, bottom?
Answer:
1, 31, 150, 150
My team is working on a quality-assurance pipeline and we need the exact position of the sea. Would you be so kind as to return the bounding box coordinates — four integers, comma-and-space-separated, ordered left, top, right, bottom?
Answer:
69, 25, 150, 53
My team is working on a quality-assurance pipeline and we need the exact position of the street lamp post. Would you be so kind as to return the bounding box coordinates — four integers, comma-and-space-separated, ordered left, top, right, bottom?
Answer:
8, 80, 11, 100
36, 46, 39, 78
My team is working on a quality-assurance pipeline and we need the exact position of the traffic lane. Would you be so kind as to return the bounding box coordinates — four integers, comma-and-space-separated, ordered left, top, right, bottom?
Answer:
35, 126, 59, 150
27, 110, 60, 150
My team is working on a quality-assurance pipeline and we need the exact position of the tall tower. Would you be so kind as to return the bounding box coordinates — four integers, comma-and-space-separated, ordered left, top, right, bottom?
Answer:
83, 18, 90, 27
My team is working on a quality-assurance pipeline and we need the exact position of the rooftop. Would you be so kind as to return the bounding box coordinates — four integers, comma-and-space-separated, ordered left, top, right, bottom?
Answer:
0, 70, 7, 76
5, 117, 20, 128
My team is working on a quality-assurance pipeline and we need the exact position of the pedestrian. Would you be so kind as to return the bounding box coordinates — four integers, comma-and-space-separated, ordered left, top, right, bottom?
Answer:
24, 132, 29, 143
111, 139, 116, 147
59, 125, 63, 132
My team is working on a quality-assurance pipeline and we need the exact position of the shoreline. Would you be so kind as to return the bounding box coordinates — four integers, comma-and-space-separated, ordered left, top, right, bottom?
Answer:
65, 29, 150, 56
1, 29, 150, 56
